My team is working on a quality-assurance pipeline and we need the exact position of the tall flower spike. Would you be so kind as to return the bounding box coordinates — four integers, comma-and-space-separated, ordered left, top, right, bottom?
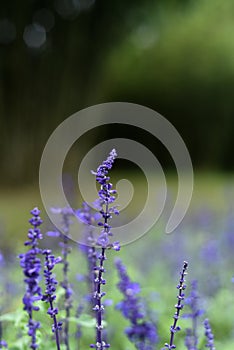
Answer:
19, 207, 43, 350
90, 149, 119, 350
77, 202, 100, 307
91, 148, 119, 250
162, 261, 188, 350
183, 280, 204, 350
204, 319, 215, 350
42, 250, 62, 350
115, 258, 158, 349
47, 207, 74, 350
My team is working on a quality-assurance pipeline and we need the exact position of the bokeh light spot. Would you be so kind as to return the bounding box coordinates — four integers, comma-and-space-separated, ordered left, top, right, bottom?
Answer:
23, 23, 46, 49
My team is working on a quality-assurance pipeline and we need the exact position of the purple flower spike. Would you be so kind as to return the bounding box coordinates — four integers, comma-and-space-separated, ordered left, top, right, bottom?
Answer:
204, 319, 215, 350
91, 149, 118, 249
19, 208, 43, 350
77, 202, 100, 310
47, 206, 74, 350
162, 261, 188, 350
42, 250, 62, 350
90, 149, 120, 350
183, 280, 204, 349
115, 258, 158, 349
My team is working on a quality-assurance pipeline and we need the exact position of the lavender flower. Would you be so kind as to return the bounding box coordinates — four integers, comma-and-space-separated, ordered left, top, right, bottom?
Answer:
42, 249, 62, 350
91, 149, 119, 250
75, 302, 84, 343
90, 149, 119, 350
184, 328, 194, 350
19, 207, 43, 350
0, 317, 7, 350
115, 258, 158, 350
48, 207, 74, 350
162, 261, 188, 350
204, 319, 215, 350
0, 340, 7, 349
76, 202, 99, 306
183, 280, 204, 350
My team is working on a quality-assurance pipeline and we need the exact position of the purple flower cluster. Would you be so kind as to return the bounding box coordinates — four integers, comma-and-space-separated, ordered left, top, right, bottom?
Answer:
163, 261, 188, 350
42, 250, 62, 350
76, 201, 101, 228
0, 340, 7, 349
91, 148, 120, 250
115, 258, 158, 349
90, 149, 120, 350
183, 280, 204, 349
77, 202, 99, 305
184, 328, 193, 350
19, 207, 43, 350
204, 319, 215, 350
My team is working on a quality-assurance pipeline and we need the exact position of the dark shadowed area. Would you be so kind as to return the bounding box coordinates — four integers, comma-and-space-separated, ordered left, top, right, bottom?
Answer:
1, 0, 234, 185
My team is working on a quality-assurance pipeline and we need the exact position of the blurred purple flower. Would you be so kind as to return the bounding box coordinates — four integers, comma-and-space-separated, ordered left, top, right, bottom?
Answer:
47, 206, 74, 350
204, 319, 215, 350
200, 240, 220, 265
183, 280, 204, 349
0, 340, 8, 349
0, 252, 5, 268
115, 258, 158, 349
76, 202, 98, 308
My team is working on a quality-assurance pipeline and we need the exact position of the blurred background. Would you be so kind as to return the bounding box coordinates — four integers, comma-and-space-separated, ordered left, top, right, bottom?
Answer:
1, 0, 234, 186
2, 0, 234, 248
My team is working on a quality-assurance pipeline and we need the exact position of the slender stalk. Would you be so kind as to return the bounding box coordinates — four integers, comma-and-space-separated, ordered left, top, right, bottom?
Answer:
90, 149, 119, 349
163, 261, 188, 350
95, 248, 106, 347
49, 300, 61, 350
62, 234, 71, 350
48, 207, 74, 350
42, 250, 62, 350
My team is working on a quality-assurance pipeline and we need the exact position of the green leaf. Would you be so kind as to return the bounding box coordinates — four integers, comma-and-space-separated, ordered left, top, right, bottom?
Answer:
0, 309, 27, 327
68, 314, 96, 328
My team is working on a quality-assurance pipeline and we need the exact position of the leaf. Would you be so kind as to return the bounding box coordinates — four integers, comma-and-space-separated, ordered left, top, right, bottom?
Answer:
68, 314, 96, 328
55, 286, 66, 302
0, 309, 27, 327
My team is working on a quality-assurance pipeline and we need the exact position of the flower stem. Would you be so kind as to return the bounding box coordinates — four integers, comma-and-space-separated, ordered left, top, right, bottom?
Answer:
163, 261, 188, 350
49, 300, 61, 350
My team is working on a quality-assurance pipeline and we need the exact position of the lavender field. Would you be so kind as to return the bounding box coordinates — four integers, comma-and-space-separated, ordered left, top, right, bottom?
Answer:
0, 167, 234, 350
